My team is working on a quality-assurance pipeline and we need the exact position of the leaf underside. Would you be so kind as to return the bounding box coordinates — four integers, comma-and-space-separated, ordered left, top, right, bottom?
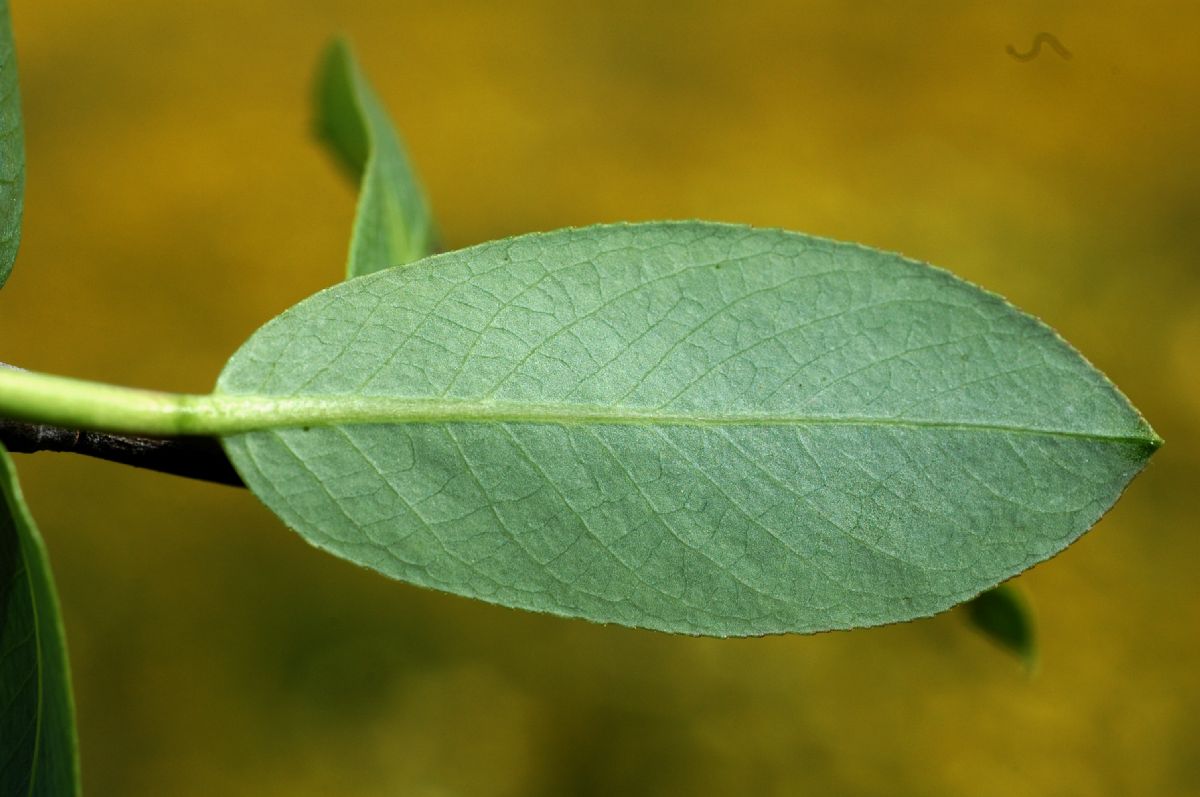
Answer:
0, 0, 25, 289
0, 446, 81, 795
218, 222, 1158, 636
313, 38, 437, 279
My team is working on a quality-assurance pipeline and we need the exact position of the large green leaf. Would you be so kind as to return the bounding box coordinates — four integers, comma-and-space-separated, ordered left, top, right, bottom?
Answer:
217, 222, 1159, 636
0, 0, 25, 289
313, 38, 437, 279
0, 445, 81, 795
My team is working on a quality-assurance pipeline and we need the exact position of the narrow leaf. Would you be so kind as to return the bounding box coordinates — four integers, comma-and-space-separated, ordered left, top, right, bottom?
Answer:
313, 38, 437, 279
0, 0, 25, 289
0, 445, 81, 795
965, 583, 1036, 668
217, 222, 1159, 636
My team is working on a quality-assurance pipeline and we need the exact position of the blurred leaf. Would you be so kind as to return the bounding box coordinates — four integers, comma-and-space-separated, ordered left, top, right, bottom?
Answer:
217, 222, 1159, 636
0, 445, 81, 795
966, 584, 1036, 669
0, 0, 25, 289
313, 37, 437, 279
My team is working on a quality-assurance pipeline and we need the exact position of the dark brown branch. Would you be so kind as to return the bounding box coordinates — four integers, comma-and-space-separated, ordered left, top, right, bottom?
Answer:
0, 417, 245, 487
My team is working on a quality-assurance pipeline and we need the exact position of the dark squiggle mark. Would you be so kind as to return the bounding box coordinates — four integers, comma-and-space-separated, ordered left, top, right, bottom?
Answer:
1006, 32, 1072, 62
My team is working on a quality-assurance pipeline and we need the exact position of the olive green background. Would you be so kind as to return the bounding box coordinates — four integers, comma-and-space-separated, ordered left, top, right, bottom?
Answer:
2, 2, 1197, 795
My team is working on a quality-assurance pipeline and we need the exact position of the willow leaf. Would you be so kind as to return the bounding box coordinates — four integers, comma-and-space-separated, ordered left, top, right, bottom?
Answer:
217, 222, 1159, 636
0, 446, 81, 795
313, 38, 437, 278
966, 583, 1036, 668
0, 0, 25, 289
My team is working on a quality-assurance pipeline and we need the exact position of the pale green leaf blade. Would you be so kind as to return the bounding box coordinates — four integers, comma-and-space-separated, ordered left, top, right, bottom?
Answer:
0, 0, 25, 289
217, 222, 1159, 636
314, 38, 437, 279
965, 583, 1036, 669
0, 446, 81, 795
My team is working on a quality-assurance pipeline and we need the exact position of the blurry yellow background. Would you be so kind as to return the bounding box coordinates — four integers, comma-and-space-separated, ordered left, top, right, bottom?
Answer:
1, 1, 1197, 795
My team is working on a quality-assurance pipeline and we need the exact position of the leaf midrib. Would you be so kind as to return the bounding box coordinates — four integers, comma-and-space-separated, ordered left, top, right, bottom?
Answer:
207, 394, 1157, 447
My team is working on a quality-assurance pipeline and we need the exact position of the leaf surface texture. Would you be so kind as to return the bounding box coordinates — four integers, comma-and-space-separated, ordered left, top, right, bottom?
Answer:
219, 223, 1158, 635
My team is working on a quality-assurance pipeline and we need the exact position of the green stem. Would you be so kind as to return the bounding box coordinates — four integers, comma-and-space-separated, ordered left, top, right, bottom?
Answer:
0, 368, 361, 436
0, 368, 221, 436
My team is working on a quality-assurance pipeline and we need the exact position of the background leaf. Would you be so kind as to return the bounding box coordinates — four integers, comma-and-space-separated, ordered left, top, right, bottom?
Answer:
965, 583, 1036, 669
0, 0, 24, 289
218, 222, 1158, 636
0, 445, 81, 795
313, 38, 437, 278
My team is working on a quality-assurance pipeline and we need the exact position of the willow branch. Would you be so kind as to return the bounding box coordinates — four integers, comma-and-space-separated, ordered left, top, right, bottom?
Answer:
0, 417, 245, 487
